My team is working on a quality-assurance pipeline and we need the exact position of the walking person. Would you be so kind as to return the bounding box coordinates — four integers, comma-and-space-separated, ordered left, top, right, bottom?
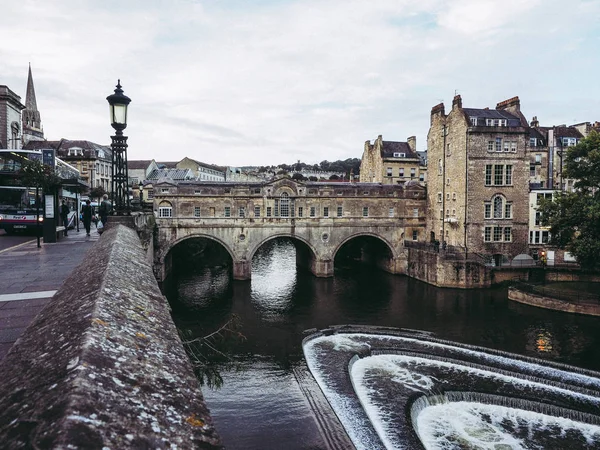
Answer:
98, 194, 111, 226
82, 199, 94, 236
60, 200, 69, 236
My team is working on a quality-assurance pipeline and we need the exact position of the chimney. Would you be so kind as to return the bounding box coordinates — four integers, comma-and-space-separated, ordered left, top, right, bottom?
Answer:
496, 96, 520, 112
452, 94, 462, 109
530, 116, 539, 128
430, 103, 445, 125
407, 136, 416, 152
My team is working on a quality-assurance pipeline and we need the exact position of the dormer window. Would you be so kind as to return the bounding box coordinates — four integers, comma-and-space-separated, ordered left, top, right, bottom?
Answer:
470, 117, 478, 126
68, 147, 84, 157
485, 119, 507, 127
562, 137, 577, 147
530, 138, 537, 147
393, 152, 405, 157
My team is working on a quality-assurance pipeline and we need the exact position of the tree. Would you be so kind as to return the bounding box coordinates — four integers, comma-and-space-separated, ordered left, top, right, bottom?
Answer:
538, 131, 600, 269
89, 186, 107, 201
19, 160, 63, 193
291, 173, 305, 181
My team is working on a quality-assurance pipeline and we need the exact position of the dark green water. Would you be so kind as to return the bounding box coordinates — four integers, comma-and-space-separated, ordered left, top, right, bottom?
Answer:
166, 239, 600, 449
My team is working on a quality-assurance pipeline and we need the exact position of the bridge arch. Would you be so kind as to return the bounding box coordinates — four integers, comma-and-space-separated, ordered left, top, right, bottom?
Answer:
332, 232, 402, 275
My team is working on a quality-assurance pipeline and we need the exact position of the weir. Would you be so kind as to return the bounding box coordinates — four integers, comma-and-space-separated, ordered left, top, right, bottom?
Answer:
303, 326, 600, 449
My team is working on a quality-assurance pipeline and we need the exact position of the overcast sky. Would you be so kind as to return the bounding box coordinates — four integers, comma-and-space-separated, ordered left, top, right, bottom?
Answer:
2, 0, 599, 166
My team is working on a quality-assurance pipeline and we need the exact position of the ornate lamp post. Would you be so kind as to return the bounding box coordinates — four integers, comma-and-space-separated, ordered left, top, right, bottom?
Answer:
106, 80, 131, 215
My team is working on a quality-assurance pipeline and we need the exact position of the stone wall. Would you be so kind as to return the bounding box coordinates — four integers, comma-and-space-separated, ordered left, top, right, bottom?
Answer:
0, 225, 222, 449
508, 287, 600, 316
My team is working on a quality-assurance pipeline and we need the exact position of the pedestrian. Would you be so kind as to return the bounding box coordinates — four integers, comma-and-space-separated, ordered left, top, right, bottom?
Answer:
60, 200, 69, 236
99, 194, 111, 225
82, 199, 93, 236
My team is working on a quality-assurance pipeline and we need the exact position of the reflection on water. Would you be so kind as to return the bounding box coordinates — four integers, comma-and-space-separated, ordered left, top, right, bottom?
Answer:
167, 239, 600, 449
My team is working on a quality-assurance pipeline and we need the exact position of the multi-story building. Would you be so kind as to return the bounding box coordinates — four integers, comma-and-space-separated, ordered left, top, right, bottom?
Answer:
426, 95, 530, 265
24, 139, 112, 191
359, 135, 423, 185
0, 85, 25, 149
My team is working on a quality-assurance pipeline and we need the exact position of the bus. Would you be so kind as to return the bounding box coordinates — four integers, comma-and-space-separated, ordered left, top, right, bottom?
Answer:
0, 149, 80, 233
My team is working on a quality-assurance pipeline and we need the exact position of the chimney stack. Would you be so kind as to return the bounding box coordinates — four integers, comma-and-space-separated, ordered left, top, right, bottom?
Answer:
452, 94, 462, 109
407, 136, 416, 152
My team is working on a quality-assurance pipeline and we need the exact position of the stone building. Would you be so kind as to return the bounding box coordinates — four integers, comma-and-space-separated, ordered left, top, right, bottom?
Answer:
21, 65, 44, 146
0, 85, 24, 149
426, 95, 530, 265
359, 135, 423, 185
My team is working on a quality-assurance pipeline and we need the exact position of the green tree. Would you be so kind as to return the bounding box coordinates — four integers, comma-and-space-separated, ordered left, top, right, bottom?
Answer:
538, 131, 600, 268
89, 186, 107, 201
19, 160, 63, 193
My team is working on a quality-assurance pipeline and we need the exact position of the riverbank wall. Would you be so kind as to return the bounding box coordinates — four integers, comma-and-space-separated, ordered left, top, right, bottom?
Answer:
0, 225, 222, 449
508, 286, 600, 316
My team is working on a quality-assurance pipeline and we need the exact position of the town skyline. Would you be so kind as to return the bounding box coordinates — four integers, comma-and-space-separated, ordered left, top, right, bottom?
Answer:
2, 0, 599, 166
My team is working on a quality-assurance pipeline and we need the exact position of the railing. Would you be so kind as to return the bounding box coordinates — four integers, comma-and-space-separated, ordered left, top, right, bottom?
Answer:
511, 281, 600, 305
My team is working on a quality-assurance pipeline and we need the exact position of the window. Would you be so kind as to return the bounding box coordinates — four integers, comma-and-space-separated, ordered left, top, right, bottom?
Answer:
484, 203, 491, 219
389, 208, 395, 217
194, 206, 201, 217
254, 188, 261, 194
484, 227, 491, 242
337, 206, 343, 217
495, 137, 502, 152
386, 167, 392, 177
158, 206, 172, 218
493, 226, 502, 241
438, 159, 443, 175
310, 206, 316, 217
530, 164, 536, 177
161, 188, 170, 193
446, 178, 450, 186
446, 144, 451, 156
412, 230, 418, 241
535, 154, 542, 163
323, 206, 329, 217
419, 173, 425, 182
471, 117, 478, 126
493, 196, 503, 218
535, 211, 541, 226
254, 206, 260, 217
446, 209, 450, 218
224, 206, 231, 217
452, 208, 456, 216
452, 192, 456, 200
399, 168, 405, 177
494, 165, 503, 185
562, 137, 576, 146
147, 189, 154, 200
239, 207, 245, 218
486, 164, 512, 186
410, 168, 416, 178
488, 141, 494, 152
530, 138, 537, 147
393, 152, 405, 157
504, 203, 512, 219
437, 192, 442, 203
446, 193, 450, 200
413, 208, 419, 218
280, 192, 290, 217
298, 206, 303, 217
362, 207, 369, 217
503, 227, 512, 242
541, 231, 549, 243
267, 206, 272, 217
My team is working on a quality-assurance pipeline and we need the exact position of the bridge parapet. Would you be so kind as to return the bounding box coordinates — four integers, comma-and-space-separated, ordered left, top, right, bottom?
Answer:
0, 225, 222, 448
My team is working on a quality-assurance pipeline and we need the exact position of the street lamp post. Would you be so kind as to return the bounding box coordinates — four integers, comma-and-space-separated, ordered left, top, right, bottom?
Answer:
106, 80, 131, 216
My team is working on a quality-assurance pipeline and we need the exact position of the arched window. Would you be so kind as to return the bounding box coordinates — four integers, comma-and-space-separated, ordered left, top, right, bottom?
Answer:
280, 192, 290, 217
493, 196, 503, 218
158, 201, 173, 218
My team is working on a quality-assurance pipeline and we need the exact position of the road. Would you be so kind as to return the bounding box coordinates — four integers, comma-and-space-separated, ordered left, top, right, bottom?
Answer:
0, 230, 37, 252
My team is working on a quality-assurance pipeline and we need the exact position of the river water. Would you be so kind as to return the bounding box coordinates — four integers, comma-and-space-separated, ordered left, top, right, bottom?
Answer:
166, 239, 600, 449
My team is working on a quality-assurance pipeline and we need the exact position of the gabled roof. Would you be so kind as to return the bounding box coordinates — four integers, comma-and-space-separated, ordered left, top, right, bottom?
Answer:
553, 126, 584, 139
463, 108, 520, 121
129, 160, 153, 170
381, 141, 419, 159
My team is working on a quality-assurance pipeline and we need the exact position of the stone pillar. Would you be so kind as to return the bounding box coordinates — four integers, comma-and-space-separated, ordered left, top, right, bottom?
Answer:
311, 258, 334, 278
233, 260, 251, 280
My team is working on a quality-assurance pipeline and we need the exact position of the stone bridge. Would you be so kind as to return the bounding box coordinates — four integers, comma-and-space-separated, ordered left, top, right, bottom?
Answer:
151, 177, 427, 281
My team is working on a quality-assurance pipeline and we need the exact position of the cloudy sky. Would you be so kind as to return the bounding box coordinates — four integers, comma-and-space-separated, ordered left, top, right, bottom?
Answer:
2, 0, 599, 166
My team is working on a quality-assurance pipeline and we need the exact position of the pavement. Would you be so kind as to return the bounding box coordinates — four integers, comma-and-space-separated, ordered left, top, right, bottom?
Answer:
0, 226, 101, 360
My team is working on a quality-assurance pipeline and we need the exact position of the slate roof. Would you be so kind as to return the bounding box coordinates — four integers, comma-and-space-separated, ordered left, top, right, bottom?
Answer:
22, 140, 61, 150
380, 141, 419, 159
529, 128, 546, 144
147, 168, 193, 181
129, 160, 153, 170
553, 126, 584, 139
463, 108, 522, 127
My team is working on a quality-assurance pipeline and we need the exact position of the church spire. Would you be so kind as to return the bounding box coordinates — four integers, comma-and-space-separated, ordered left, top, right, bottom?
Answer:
22, 63, 44, 145
25, 63, 38, 112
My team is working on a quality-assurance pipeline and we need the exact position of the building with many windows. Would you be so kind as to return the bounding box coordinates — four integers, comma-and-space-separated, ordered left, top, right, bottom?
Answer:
426, 95, 530, 265
359, 135, 423, 185
0, 85, 24, 149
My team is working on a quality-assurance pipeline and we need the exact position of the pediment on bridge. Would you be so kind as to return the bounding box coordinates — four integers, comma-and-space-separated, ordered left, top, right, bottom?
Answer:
263, 177, 306, 195
153, 180, 178, 187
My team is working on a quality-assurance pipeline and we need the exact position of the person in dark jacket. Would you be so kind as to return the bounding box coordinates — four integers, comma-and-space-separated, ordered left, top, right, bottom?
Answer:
82, 199, 94, 236
99, 194, 111, 225
60, 200, 69, 236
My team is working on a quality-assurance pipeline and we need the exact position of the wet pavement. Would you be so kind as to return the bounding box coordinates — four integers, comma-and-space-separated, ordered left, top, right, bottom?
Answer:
0, 227, 100, 360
